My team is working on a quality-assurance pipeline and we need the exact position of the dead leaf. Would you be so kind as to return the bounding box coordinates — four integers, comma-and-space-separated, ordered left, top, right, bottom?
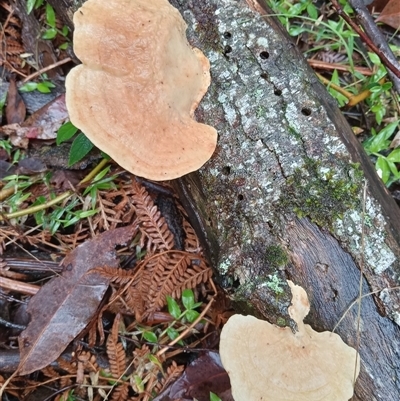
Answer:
376, 0, 400, 29
153, 351, 233, 401
50, 169, 84, 189
17, 158, 47, 174
390, 130, 400, 148
1, 94, 68, 147
18, 224, 136, 375
0, 123, 29, 148
21, 93, 68, 140
6, 76, 26, 125
0, 160, 17, 179
369, 0, 389, 12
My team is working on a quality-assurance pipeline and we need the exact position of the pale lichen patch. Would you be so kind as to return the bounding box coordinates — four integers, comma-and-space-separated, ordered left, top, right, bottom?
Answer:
335, 201, 396, 274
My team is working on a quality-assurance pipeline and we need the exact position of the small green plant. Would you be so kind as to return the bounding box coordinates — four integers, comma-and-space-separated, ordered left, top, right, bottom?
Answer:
0, 139, 13, 157
363, 52, 393, 125
140, 289, 203, 347
59, 389, 77, 401
19, 74, 56, 94
167, 288, 203, 324
363, 120, 400, 186
26, 0, 70, 47
83, 166, 117, 208
210, 392, 222, 401
1, 175, 34, 213
26, 0, 43, 14
41, 3, 70, 45
32, 195, 99, 234
57, 121, 95, 166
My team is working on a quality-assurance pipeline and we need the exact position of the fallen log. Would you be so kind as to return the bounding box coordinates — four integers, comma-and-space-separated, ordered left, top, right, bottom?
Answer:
170, 0, 400, 399
49, 0, 400, 398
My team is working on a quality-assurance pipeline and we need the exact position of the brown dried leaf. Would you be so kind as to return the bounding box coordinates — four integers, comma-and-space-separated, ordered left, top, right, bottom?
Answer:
21, 94, 69, 140
376, 0, 400, 29
6, 76, 26, 124
153, 352, 232, 401
18, 225, 136, 375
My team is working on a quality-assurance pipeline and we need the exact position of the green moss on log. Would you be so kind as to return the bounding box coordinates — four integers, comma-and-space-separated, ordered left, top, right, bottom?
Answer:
264, 245, 289, 268
280, 159, 363, 227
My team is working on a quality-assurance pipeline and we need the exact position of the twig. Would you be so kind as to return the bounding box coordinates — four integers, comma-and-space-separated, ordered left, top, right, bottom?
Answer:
0, 190, 73, 221
354, 180, 367, 384
0, 316, 26, 330
331, 0, 400, 91
0, 276, 39, 295
79, 158, 109, 184
156, 296, 215, 357
316, 73, 386, 106
333, 284, 400, 332
308, 59, 374, 76
316, 73, 354, 98
22, 57, 72, 83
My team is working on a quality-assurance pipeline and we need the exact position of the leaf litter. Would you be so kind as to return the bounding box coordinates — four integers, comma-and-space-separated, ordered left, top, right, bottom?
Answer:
1, 174, 223, 400
0, 1, 230, 399
18, 224, 137, 375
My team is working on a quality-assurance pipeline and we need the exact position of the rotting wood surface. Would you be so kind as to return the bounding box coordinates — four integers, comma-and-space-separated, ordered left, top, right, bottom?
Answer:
54, 0, 400, 398
168, 0, 400, 399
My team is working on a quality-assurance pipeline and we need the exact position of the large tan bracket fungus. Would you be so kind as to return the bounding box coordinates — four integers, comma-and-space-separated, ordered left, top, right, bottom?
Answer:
65, 0, 217, 180
220, 281, 360, 401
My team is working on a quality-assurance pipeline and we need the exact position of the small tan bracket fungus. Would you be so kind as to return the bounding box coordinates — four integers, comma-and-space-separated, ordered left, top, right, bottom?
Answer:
65, 0, 217, 181
220, 280, 360, 401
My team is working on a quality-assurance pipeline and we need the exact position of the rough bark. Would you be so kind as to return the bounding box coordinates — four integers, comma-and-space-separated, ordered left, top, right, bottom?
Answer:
171, 0, 400, 399
54, 0, 400, 398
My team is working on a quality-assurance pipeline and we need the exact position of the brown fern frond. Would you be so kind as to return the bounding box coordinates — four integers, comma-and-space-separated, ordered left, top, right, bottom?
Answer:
108, 340, 127, 379
107, 286, 133, 315
59, 376, 73, 390
131, 180, 174, 251
169, 258, 211, 300
55, 356, 78, 375
145, 252, 191, 313
111, 383, 130, 401
41, 366, 59, 378
154, 361, 184, 395
91, 188, 138, 231
0, 2, 30, 75
4, 26, 19, 38
55, 229, 89, 251
129, 252, 171, 320
124, 285, 143, 318
183, 218, 201, 253
138, 252, 211, 320
77, 350, 99, 373
107, 314, 127, 379
133, 345, 150, 365
121, 249, 212, 321
96, 266, 137, 284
